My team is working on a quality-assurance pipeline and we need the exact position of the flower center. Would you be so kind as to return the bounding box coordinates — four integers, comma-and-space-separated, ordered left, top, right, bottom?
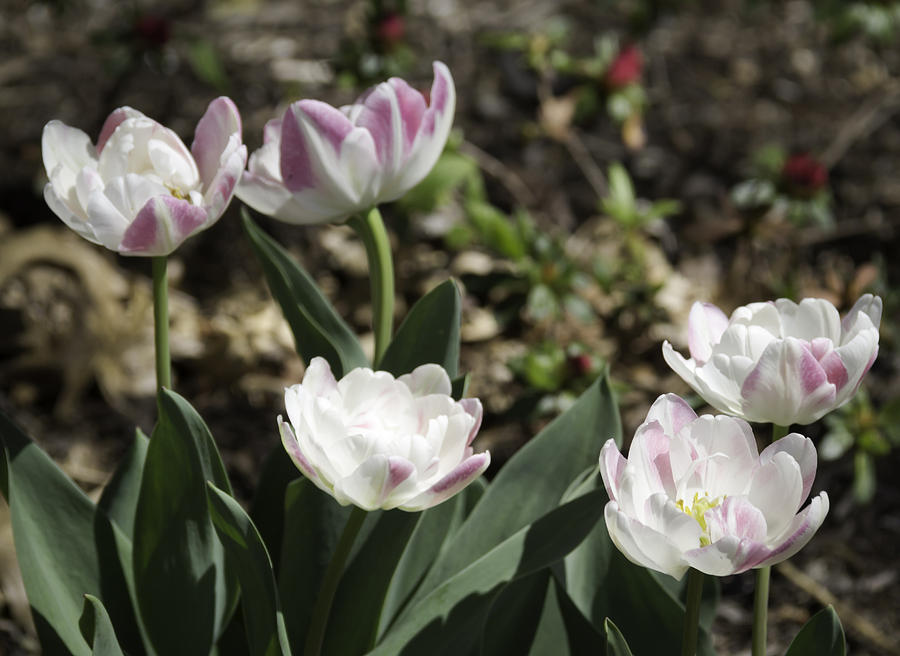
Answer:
676, 492, 723, 546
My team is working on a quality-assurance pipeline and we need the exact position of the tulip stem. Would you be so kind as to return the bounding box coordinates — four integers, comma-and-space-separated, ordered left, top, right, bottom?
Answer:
751, 565, 770, 656
151, 256, 171, 391
349, 208, 394, 365
304, 506, 368, 656
681, 568, 704, 656
751, 422, 788, 655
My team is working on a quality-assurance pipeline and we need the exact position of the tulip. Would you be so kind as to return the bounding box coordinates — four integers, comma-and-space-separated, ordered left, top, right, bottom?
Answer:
236, 61, 455, 225
605, 44, 643, 89
599, 394, 829, 580
42, 98, 247, 256
278, 357, 489, 511
662, 295, 881, 426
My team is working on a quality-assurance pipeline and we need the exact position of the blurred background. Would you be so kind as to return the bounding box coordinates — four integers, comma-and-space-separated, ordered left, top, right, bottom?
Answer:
1, 0, 899, 653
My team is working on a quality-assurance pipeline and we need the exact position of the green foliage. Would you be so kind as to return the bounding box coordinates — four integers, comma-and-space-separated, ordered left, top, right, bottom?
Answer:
242, 211, 369, 374
79, 596, 126, 656
785, 606, 846, 656
821, 387, 900, 504
132, 390, 238, 655
602, 163, 682, 230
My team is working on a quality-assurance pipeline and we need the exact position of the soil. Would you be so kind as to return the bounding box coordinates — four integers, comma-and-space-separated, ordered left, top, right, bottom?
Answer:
1, 0, 899, 654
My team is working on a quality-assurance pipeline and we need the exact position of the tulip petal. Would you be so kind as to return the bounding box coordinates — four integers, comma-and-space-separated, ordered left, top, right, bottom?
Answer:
604, 502, 691, 580
191, 96, 242, 187
398, 363, 453, 397
96, 107, 144, 154
42, 121, 97, 209
688, 302, 729, 364
458, 398, 483, 446
841, 294, 882, 337
748, 451, 803, 540
43, 183, 102, 245
402, 451, 490, 511
278, 416, 319, 482
759, 433, 817, 502
599, 439, 627, 502
281, 100, 353, 193
740, 337, 836, 425
753, 492, 829, 568
120, 194, 208, 255
777, 297, 842, 343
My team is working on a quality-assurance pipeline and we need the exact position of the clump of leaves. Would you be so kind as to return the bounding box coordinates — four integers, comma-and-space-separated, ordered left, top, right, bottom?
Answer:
731, 145, 833, 227
821, 387, 900, 504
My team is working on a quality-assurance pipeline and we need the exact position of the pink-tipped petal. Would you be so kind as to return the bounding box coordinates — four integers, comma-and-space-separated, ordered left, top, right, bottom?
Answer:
458, 398, 483, 445
120, 195, 207, 255
643, 393, 699, 438
281, 100, 353, 193
403, 452, 490, 510
688, 302, 729, 364
278, 416, 319, 481
96, 107, 144, 153
191, 97, 242, 187
754, 492, 829, 569
599, 439, 627, 501
604, 502, 690, 580
748, 451, 804, 539
388, 77, 427, 149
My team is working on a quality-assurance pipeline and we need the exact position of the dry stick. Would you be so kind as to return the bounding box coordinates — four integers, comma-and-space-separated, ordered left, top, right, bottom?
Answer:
459, 140, 537, 208
776, 561, 900, 656
564, 130, 609, 200
820, 81, 900, 169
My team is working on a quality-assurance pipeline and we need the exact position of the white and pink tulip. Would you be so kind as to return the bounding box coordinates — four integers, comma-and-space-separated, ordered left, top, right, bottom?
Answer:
278, 357, 489, 511
663, 295, 881, 426
41, 98, 246, 256
599, 394, 828, 579
236, 61, 455, 225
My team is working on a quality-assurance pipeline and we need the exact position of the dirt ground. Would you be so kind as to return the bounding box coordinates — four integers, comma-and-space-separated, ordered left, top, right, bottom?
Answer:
1, 0, 899, 654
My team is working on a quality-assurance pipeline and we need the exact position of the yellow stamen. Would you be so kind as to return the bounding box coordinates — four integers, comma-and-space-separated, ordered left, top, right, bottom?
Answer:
676, 492, 724, 546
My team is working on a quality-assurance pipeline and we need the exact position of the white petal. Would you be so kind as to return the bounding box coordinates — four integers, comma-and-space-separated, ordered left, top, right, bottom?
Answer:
748, 451, 803, 539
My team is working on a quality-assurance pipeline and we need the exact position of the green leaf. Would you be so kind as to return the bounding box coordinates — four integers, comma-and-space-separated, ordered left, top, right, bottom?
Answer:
399, 151, 481, 213
604, 618, 634, 656
97, 428, 149, 541
323, 511, 421, 655
132, 390, 238, 656
79, 595, 125, 656
250, 445, 301, 572
377, 492, 473, 638
187, 39, 230, 92
785, 606, 846, 656
277, 478, 352, 654
367, 486, 608, 655
544, 576, 604, 655
0, 411, 98, 655
480, 570, 550, 655
242, 211, 368, 376
207, 483, 291, 656
416, 373, 620, 597
379, 279, 461, 376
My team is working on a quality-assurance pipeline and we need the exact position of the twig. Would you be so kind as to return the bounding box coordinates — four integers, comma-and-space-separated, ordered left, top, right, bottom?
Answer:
821, 82, 900, 169
459, 140, 537, 208
776, 561, 900, 655
564, 129, 609, 199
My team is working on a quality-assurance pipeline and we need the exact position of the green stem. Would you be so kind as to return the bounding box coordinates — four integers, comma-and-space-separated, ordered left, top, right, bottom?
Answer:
751, 423, 787, 656
681, 568, 704, 656
152, 256, 171, 391
304, 506, 368, 656
751, 565, 770, 656
348, 208, 394, 366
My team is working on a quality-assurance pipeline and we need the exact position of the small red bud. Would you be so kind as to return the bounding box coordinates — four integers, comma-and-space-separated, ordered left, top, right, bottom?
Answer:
605, 45, 643, 89
377, 12, 405, 48
134, 14, 171, 48
782, 154, 828, 193
568, 353, 594, 376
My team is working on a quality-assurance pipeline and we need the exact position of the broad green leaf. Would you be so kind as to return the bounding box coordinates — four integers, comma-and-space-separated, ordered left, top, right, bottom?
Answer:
367, 486, 607, 655
132, 390, 238, 656
604, 619, 634, 656
379, 279, 461, 375
785, 606, 846, 656
323, 511, 421, 655
250, 445, 301, 572
416, 373, 619, 597
543, 576, 604, 655
277, 478, 352, 654
242, 211, 368, 376
480, 570, 549, 655
207, 483, 291, 656
79, 595, 125, 656
378, 492, 471, 637
0, 411, 98, 655
98, 428, 149, 542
